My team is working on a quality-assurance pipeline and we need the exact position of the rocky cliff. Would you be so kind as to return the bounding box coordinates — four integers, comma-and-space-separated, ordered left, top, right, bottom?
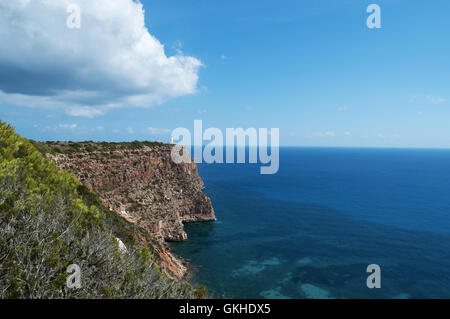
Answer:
43, 141, 215, 279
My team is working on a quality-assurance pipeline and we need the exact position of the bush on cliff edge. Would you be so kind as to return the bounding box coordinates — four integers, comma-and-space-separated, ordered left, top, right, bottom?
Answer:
0, 120, 199, 299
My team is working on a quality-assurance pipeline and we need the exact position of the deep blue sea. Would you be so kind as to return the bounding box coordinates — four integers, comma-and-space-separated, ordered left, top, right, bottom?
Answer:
171, 148, 450, 299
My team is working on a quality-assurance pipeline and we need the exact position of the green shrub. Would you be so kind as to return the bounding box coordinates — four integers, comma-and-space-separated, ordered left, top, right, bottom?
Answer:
0, 120, 199, 299
193, 285, 208, 299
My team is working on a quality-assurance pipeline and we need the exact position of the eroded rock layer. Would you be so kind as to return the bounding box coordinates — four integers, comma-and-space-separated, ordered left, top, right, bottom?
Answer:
44, 142, 215, 279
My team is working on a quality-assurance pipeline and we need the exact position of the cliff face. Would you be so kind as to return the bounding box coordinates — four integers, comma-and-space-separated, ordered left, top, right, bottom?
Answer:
44, 142, 215, 279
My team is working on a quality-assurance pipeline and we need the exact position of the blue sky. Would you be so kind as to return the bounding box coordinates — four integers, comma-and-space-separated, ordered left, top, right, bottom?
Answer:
1, 0, 450, 147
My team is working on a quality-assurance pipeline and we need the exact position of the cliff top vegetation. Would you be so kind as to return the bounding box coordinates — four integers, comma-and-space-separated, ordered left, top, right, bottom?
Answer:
0, 120, 205, 299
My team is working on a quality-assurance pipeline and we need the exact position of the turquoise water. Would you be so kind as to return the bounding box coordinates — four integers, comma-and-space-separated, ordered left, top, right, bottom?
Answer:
171, 148, 450, 299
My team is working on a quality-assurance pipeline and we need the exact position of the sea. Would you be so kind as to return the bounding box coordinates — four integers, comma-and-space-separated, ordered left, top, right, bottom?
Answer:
171, 147, 450, 299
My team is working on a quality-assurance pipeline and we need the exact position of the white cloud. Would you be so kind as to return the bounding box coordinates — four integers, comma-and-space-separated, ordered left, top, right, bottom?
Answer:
92, 126, 104, 132
344, 131, 351, 136
66, 107, 105, 119
314, 131, 336, 138
146, 127, 171, 135
0, 0, 202, 117
41, 123, 77, 131
338, 105, 349, 112
58, 123, 77, 129
126, 128, 135, 134
427, 95, 445, 104
197, 109, 207, 115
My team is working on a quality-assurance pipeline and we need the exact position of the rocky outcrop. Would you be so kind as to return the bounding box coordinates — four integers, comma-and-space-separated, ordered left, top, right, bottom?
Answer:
44, 142, 215, 279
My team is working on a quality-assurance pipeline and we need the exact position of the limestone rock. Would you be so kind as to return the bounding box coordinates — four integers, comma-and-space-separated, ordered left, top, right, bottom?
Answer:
45, 142, 215, 279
